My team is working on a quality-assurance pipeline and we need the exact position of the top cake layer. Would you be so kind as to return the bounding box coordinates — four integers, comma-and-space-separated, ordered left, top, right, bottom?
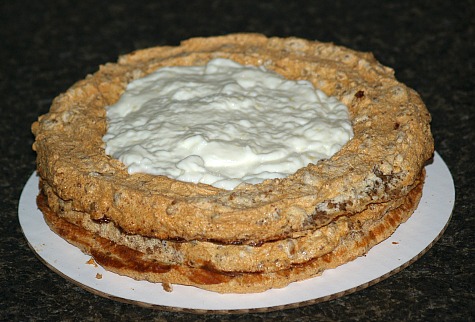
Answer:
32, 33, 434, 244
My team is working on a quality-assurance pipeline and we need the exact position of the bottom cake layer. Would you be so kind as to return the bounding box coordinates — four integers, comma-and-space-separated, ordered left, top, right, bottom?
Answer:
37, 173, 424, 294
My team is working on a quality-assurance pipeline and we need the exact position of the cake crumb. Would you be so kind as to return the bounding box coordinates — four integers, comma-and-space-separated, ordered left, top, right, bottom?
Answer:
86, 257, 98, 267
162, 282, 173, 292
96, 273, 103, 279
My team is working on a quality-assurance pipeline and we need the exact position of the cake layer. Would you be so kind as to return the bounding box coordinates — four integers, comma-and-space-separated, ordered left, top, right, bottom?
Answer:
38, 176, 423, 293
32, 34, 434, 244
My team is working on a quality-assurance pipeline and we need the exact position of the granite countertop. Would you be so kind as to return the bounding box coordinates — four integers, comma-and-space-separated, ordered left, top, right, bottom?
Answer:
1, 1, 473, 321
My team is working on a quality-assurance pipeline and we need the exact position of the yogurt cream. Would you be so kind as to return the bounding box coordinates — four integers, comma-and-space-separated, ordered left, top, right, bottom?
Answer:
103, 58, 353, 190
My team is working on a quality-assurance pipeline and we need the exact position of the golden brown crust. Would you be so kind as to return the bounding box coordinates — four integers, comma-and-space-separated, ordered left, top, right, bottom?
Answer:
40, 174, 420, 274
32, 34, 434, 293
32, 34, 433, 244
37, 173, 424, 293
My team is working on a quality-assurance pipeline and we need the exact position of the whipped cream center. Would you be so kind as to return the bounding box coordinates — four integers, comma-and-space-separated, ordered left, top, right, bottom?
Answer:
103, 58, 353, 190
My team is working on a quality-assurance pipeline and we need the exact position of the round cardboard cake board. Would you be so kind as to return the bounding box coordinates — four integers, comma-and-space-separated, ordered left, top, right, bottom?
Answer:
19, 151, 454, 313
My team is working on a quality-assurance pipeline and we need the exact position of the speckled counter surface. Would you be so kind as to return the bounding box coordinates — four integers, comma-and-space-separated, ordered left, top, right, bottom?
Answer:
1, 1, 473, 321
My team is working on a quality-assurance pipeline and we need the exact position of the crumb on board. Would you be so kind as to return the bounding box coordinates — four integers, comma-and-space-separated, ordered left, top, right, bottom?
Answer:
162, 282, 173, 292
96, 273, 103, 279
86, 257, 98, 267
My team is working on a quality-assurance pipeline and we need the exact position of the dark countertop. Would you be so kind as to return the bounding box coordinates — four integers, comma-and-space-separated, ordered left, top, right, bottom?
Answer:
1, 1, 473, 321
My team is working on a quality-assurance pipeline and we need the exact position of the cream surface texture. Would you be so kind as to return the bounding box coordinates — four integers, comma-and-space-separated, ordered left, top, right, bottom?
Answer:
103, 58, 353, 190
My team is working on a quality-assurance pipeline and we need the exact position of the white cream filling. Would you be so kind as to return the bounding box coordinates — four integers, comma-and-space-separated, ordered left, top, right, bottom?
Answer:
103, 58, 353, 190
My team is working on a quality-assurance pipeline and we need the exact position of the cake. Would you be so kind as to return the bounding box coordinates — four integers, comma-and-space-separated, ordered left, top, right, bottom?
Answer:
32, 33, 434, 293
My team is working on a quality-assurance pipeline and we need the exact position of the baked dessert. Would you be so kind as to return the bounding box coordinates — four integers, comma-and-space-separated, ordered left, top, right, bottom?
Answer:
32, 33, 434, 293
